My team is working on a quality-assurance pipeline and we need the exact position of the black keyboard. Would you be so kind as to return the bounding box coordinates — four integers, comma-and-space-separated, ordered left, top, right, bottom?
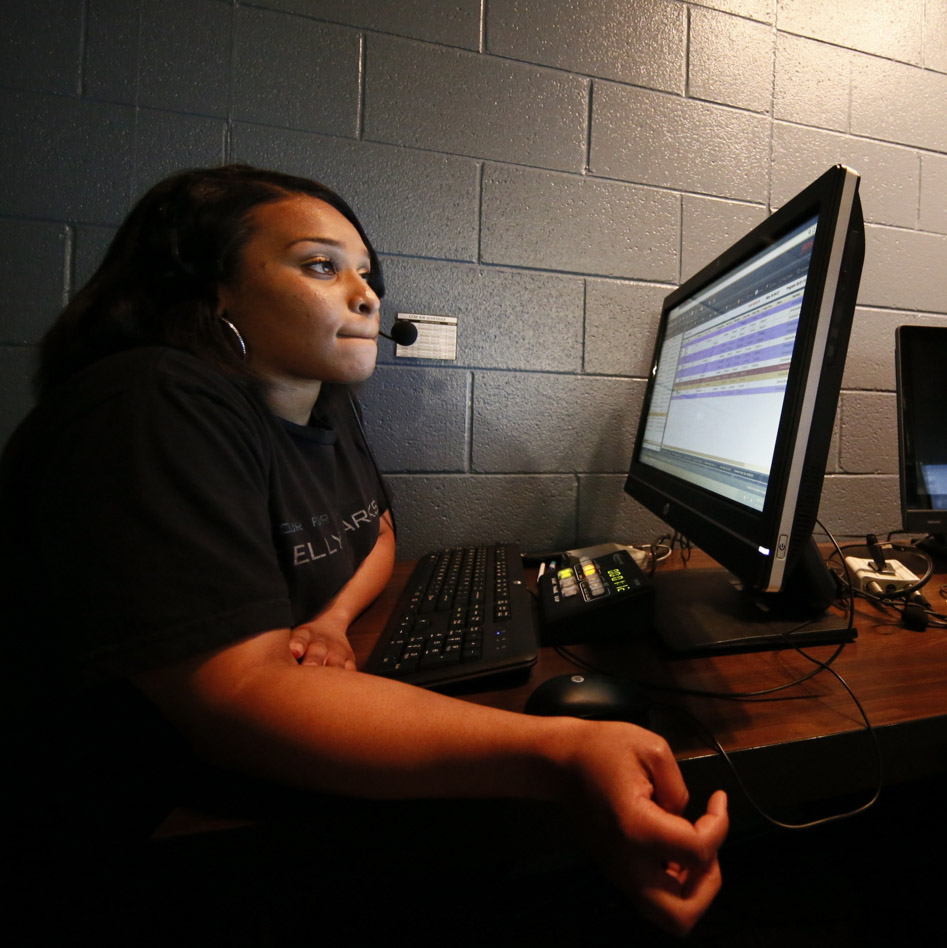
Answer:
364, 543, 538, 688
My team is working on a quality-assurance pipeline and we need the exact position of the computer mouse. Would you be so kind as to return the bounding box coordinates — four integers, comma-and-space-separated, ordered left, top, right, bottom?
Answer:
524, 673, 651, 726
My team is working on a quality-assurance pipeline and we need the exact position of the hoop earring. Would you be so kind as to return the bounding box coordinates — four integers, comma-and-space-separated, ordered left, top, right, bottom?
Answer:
218, 316, 247, 359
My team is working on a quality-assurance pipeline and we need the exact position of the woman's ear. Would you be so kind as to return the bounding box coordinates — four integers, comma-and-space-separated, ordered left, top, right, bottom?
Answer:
215, 282, 233, 317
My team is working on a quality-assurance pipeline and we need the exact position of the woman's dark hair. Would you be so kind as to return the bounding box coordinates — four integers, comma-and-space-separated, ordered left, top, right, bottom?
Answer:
36, 164, 384, 396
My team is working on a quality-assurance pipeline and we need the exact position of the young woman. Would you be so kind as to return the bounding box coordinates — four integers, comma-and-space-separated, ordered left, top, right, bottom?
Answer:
0, 165, 726, 936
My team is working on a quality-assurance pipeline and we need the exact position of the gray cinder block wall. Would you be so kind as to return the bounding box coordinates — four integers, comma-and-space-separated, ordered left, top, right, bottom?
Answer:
2, 0, 945, 558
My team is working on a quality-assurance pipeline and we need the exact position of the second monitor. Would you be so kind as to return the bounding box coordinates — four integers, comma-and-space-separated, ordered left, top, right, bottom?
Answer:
897, 324, 947, 560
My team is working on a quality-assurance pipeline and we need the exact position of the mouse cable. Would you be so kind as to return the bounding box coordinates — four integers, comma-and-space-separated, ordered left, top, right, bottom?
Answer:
664, 524, 881, 830
690, 524, 880, 830
554, 624, 851, 702
563, 524, 881, 829
553, 644, 883, 831
662, 694, 882, 831
555, 640, 845, 703
750, 524, 883, 827
694, 519, 859, 703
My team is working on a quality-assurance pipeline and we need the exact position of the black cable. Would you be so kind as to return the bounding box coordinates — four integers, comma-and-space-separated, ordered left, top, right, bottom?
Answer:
863, 590, 947, 629
826, 538, 934, 601
555, 521, 880, 829
556, 642, 881, 830
555, 640, 846, 702
672, 532, 692, 564
347, 389, 398, 539
815, 518, 858, 634
558, 522, 855, 702
823, 536, 947, 627
643, 534, 674, 578
665, 694, 881, 831
642, 537, 672, 574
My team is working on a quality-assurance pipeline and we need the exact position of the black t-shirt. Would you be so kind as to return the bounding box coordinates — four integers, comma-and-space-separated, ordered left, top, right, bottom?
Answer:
0, 347, 387, 848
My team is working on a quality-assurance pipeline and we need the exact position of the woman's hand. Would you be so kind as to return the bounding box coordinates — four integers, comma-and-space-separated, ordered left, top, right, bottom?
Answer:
553, 720, 729, 936
606, 785, 727, 935
286, 512, 395, 670
289, 614, 357, 669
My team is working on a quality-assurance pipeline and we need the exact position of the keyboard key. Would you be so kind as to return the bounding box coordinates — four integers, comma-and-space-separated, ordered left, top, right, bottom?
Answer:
364, 543, 537, 688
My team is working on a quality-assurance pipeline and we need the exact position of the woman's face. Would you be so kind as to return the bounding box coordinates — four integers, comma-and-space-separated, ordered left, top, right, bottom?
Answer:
217, 195, 380, 402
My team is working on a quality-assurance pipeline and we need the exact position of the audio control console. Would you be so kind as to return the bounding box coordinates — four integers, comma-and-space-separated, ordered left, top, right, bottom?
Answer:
538, 546, 654, 645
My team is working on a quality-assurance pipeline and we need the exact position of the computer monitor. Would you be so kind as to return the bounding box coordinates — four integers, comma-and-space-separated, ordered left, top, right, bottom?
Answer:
624, 165, 864, 653
897, 324, 947, 559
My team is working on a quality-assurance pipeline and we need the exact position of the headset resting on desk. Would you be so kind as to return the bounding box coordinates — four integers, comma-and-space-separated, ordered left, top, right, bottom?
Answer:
824, 534, 945, 630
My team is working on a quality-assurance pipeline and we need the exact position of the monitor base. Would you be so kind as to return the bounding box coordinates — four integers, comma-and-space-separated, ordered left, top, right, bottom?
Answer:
650, 567, 856, 656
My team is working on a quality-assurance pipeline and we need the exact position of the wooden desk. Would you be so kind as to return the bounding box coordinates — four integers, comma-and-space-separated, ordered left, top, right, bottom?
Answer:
349, 551, 947, 826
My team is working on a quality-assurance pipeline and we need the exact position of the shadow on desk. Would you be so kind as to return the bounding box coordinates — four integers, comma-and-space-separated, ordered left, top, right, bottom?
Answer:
11, 773, 942, 948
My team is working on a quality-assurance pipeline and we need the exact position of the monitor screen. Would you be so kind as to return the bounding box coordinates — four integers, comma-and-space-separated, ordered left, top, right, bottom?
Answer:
638, 215, 817, 514
897, 324, 947, 556
624, 165, 864, 652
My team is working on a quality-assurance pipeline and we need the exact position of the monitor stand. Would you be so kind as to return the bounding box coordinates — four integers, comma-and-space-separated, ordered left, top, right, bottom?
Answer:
650, 551, 856, 656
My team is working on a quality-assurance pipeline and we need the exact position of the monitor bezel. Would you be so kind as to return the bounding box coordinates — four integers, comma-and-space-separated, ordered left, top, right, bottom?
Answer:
624, 165, 863, 596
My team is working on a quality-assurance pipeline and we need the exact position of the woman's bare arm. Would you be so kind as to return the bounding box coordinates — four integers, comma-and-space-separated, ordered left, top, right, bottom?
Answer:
133, 630, 727, 934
